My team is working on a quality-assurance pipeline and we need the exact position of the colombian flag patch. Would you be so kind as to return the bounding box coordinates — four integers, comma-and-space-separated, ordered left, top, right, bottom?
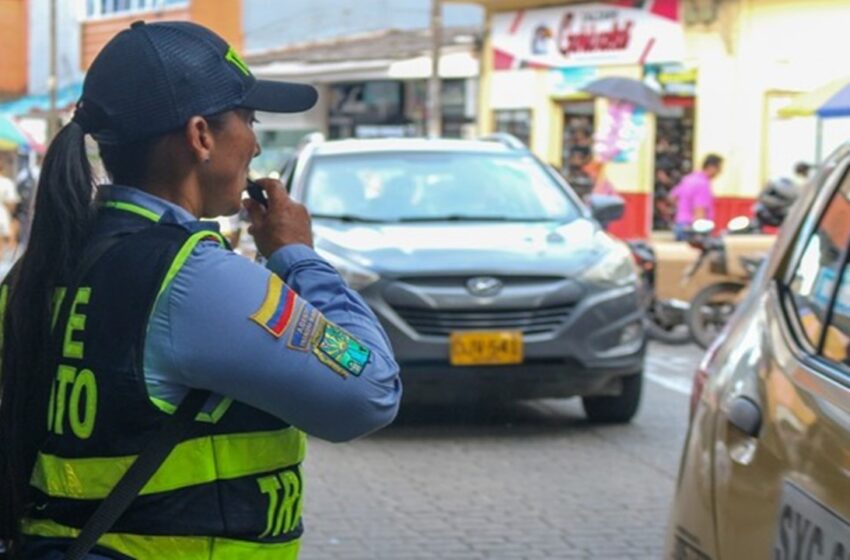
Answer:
251, 275, 297, 338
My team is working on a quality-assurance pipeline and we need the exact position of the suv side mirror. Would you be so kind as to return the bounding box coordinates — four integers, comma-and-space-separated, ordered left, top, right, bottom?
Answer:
588, 194, 625, 225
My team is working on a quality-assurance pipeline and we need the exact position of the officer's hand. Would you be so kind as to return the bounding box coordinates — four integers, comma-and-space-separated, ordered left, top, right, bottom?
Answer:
243, 178, 313, 257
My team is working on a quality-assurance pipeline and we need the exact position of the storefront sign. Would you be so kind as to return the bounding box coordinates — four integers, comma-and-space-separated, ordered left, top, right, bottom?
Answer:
492, 1, 684, 70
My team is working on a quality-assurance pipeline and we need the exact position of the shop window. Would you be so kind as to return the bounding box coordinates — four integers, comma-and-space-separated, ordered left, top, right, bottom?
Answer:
562, 102, 595, 199
645, 63, 697, 231
441, 79, 473, 139
329, 81, 407, 140
786, 168, 850, 352
494, 110, 531, 149
653, 103, 695, 231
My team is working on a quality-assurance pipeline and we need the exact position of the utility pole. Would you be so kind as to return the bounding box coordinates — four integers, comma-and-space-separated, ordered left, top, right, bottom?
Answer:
47, 0, 59, 144
427, 0, 442, 137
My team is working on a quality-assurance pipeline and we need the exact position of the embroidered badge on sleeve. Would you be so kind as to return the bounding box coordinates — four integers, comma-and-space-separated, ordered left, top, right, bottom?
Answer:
287, 302, 323, 351
251, 275, 297, 338
312, 322, 371, 378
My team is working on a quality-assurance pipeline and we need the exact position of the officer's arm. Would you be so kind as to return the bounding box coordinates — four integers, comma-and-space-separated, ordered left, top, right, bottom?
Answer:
148, 241, 402, 442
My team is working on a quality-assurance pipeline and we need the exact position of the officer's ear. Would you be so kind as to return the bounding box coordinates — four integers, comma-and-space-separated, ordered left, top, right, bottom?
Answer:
185, 116, 215, 164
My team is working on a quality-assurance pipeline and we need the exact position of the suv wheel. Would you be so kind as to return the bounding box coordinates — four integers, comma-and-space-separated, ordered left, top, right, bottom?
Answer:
582, 372, 643, 423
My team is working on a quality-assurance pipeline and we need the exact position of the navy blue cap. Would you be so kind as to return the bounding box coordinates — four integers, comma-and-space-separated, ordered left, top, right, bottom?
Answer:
74, 20, 318, 144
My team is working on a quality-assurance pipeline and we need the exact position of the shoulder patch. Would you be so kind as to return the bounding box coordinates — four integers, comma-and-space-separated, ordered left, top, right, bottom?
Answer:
287, 302, 324, 352
312, 322, 371, 378
251, 275, 297, 338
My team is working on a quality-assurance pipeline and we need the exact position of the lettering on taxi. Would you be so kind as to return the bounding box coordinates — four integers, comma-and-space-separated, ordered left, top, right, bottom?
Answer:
47, 287, 98, 439
774, 484, 850, 560
257, 468, 302, 538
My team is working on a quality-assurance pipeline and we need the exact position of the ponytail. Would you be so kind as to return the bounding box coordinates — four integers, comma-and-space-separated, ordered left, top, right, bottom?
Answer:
0, 121, 97, 550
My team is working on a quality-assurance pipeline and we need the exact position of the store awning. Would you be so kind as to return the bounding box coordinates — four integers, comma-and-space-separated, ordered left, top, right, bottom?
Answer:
255, 51, 479, 83
388, 51, 479, 80
0, 82, 83, 117
778, 76, 850, 118
818, 81, 850, 118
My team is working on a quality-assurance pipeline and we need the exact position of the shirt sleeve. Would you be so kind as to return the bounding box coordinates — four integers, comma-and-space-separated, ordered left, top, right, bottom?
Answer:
144, 241, 402, 442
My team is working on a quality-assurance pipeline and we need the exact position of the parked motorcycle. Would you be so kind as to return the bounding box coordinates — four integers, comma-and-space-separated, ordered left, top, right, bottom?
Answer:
684, 217, 774, 348
628, 239, 692, 344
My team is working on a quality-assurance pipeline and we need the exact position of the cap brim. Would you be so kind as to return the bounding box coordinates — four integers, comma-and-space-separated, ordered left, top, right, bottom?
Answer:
241, 80, 318, 113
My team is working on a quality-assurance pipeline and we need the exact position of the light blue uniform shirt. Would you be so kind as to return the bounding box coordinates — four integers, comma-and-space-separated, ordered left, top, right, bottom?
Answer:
100, 185, 401, 442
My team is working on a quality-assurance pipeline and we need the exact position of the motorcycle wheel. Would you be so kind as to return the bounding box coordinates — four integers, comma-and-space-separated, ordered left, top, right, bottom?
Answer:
644, 317, 692, 345
643, 299, 691, 345
687, 282, 746, 349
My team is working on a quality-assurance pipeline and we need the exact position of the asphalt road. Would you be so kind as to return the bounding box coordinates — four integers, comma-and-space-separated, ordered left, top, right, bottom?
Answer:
300, 342, 706, 560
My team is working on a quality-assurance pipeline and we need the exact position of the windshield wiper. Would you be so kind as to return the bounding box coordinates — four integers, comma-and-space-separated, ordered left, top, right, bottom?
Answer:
396, 215, 555, 223
311, 213, 389, 223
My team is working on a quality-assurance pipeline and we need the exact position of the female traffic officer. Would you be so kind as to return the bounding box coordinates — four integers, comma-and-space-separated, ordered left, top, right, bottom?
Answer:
0, 20, 401, 559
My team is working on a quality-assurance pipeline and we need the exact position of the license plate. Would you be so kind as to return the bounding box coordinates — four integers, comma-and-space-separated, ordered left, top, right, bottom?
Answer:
449, 331, 523, 366
774, 480, 850, 558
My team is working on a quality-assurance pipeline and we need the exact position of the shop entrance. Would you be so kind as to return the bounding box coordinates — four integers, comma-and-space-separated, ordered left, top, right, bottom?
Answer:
653, 101, 695, 231
561, 101, 595, 199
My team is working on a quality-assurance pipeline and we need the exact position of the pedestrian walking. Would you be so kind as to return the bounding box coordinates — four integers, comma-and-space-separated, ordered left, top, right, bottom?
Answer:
0, 21, 401, 560
669, 154, 723, 240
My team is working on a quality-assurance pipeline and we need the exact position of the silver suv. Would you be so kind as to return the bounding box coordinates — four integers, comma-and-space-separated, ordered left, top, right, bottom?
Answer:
285, 136, 646, 422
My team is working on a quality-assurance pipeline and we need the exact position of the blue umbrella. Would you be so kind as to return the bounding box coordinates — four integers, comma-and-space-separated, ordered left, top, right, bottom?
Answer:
779, 76, 850, 162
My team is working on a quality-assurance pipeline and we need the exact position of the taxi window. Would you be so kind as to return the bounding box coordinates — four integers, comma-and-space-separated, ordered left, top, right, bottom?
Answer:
787, 170, 850, 351
823, 266, 850, 366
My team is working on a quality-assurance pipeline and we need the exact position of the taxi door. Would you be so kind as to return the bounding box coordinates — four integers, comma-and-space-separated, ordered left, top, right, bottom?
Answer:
711, 156, 850, 559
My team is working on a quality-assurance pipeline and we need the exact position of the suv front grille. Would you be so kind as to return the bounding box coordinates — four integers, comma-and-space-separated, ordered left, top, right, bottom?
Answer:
393, 304, 574, 336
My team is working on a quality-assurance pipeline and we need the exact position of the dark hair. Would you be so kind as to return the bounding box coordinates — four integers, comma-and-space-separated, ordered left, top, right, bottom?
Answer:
794, 162, 811, 178
0, 122, 96, 550
0, 110, 230, 552
702, 154, 723, 170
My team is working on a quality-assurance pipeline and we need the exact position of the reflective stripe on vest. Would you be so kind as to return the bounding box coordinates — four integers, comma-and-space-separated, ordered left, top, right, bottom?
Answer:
30, 427, 306, 499
21, 519, 301, 560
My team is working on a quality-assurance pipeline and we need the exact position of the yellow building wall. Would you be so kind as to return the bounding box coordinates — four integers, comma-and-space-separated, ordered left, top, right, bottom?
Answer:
477, 0, 850, 202
687, 0, 850, 197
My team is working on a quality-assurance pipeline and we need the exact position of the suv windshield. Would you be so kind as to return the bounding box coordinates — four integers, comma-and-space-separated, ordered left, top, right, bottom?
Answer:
302, 151, 581, 223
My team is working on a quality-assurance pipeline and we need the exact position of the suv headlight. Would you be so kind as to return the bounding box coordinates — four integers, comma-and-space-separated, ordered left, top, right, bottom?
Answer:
315, 248, 380, 290
580, 242, 638, 287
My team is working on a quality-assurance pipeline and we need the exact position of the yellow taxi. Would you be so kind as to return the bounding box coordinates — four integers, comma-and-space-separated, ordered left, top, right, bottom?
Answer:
664, 146, 850, 559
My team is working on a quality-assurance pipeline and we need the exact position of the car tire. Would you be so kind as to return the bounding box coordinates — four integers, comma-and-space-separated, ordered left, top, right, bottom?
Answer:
582, 372, 643, 424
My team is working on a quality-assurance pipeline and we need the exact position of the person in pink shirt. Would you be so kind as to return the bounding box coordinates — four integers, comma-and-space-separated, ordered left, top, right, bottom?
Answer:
670, 154, 723, 240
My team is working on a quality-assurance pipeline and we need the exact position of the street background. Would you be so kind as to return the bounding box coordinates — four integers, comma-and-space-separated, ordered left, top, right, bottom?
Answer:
301, 342, 703, 560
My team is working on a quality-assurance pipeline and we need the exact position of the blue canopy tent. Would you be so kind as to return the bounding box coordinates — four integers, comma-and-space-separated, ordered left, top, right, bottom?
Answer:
779, 76, 850, 163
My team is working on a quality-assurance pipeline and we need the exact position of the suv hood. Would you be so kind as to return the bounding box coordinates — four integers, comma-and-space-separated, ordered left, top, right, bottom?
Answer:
313, 217, 619, 277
